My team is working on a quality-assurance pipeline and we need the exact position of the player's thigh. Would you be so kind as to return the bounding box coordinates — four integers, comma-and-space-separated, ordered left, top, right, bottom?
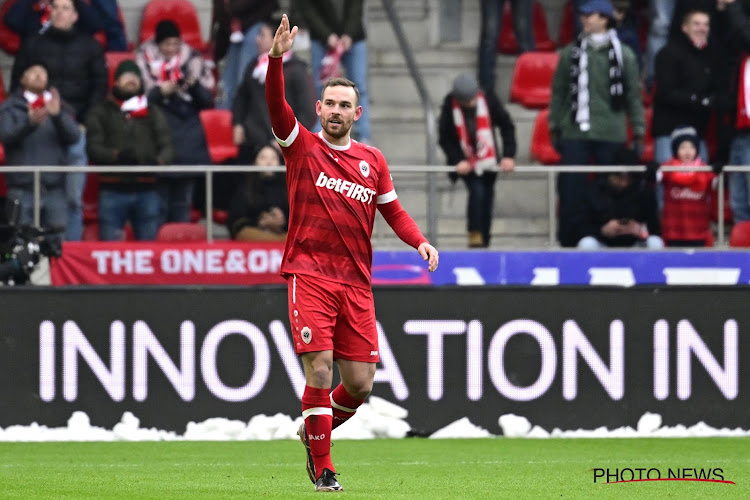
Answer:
288, 274, 339, 354
333, 286, 379, 362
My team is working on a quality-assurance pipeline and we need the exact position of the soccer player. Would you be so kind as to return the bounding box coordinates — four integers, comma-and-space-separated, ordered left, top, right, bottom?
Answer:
266, 14, 439, 493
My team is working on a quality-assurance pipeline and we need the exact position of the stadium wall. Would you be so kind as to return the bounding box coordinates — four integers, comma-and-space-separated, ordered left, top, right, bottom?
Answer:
0, 286, 746, 435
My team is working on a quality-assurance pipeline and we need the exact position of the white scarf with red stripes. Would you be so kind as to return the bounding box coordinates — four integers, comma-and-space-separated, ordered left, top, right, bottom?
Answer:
451, 92, 497, 174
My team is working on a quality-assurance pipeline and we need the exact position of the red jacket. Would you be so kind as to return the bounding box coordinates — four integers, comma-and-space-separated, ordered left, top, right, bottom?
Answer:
661, 158, 715, 242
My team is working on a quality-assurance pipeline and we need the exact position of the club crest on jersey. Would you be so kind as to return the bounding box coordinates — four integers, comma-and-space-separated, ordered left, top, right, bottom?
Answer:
359, 160, 370, 178
301, 326, 312, 344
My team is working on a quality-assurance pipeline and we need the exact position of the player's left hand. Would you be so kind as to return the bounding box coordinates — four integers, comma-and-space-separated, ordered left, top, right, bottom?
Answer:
418, 242, 439, 272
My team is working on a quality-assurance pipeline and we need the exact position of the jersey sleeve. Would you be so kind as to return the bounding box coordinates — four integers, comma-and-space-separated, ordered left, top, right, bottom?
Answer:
374, 148, 397, 204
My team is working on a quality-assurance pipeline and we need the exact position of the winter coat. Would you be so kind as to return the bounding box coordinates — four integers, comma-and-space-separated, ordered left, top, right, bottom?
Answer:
568, 174, 661, 247
10, 26, 107, 123
136, 39, 214, 171
549, 40, 644, 142
5, 0, 104, 39
438, 88, 517, 166
0, 91, 80, 188
85, 97, 175, 186
653, 33, 728, 138
232, 55, 315, 160
293, 0, 366, 43
210, 0, 279, 61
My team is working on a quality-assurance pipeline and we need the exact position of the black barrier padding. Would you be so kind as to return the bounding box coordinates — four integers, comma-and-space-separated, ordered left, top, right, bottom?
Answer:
0, 286, 746, 435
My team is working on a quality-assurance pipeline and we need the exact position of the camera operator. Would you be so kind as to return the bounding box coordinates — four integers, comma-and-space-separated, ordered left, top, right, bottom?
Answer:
0, 58, 81, 233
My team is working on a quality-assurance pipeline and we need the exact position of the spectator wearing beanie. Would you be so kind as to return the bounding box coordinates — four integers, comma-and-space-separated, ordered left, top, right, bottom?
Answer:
86, 59, 174, 241
0, 58, 80, 233
135, 19, 215, 224
659, 126, 715, 247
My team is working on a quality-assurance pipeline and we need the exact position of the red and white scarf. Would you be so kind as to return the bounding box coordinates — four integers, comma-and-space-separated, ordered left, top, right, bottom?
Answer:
451, 92, 497, 174
738, 54, 750, 130
144, 51, 184, 84
118, 95, 149, 118
23, 90, 51, 109
253, 51, 292, 84
32, 0, 51, 29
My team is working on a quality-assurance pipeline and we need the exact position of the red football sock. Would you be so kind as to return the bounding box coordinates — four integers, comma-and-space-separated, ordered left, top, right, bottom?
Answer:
302, 385, 334, 476
331, 383, 365, 430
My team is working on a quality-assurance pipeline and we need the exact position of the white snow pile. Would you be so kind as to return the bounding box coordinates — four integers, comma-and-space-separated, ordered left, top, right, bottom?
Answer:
0, 396, 411, 442
492, 411, 750, 439
2, 406, 750, 441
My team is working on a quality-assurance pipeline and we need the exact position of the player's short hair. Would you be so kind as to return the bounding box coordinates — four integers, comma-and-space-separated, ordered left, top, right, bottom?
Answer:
321, 77, 360, 106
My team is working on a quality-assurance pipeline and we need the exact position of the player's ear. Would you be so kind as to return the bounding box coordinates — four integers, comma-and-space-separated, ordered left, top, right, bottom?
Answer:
353, 105, 363, 121
315, 100, 322, 116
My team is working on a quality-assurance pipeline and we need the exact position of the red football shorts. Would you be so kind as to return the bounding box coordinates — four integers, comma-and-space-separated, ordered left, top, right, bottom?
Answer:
287, 273, 380, 362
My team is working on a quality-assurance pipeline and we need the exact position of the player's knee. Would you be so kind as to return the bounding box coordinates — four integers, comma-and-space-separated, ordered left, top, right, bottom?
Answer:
345, 380, 372, 400
308, 363, 333, 388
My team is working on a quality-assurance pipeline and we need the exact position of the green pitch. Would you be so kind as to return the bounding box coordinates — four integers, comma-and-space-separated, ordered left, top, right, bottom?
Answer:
0, 438, 748, 499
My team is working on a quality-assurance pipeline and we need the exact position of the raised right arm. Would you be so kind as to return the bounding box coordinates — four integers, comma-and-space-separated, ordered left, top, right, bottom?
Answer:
265, 14, 299, 146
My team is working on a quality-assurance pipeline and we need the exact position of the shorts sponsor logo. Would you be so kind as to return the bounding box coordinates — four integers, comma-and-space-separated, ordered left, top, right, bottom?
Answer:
301, 326, 312, 344
370, 350, 378, 356
315, 172, 376, 204
359, 160, 370, 178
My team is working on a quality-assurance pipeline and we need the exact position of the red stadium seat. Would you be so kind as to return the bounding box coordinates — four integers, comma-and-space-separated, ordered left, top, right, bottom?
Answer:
0, 0, 21, 55
530, 108, 561, 165
212, 209, 228, 225
82, 173, 99, 223
105, 51, 135, 90
510, 51, 559, 109
729, 221, 750, 247
497, 1, 556, 54
139, 0, 206, 51
559, 0, 575, 47
199, 109, 238, 164
157, 222, 207, 241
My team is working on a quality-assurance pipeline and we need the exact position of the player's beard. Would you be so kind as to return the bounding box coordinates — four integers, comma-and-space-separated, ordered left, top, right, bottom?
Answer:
321, 114, 352, 139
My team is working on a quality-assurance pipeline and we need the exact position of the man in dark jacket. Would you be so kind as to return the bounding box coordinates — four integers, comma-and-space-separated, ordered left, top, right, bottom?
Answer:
570, 171, 664, 248
10, 0, 107, 242
438, 73, 517, 248
86, 60, 175, 241
232, 19, 315, 164
0, 59, 80, 232
135, 20, 215, 224
653, 9, 727, 164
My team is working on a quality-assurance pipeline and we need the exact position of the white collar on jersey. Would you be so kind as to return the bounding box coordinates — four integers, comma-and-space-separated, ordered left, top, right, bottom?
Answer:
318, 131, 352, 151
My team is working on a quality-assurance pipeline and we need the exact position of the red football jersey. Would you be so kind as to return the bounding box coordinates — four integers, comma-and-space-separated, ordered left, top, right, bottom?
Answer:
273, 120, 396, 288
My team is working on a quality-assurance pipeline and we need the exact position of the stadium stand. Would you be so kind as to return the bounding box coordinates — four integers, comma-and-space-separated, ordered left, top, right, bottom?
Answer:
509, 51, 558, 109
138, 0, 206, 51
497, 0, 556, 54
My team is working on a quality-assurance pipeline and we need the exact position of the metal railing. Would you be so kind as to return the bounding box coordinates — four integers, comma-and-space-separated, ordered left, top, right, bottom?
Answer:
3, 163, 739, 246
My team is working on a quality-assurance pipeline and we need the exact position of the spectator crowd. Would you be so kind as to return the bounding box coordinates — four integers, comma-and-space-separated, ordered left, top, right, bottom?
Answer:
1, 0, 750, 249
